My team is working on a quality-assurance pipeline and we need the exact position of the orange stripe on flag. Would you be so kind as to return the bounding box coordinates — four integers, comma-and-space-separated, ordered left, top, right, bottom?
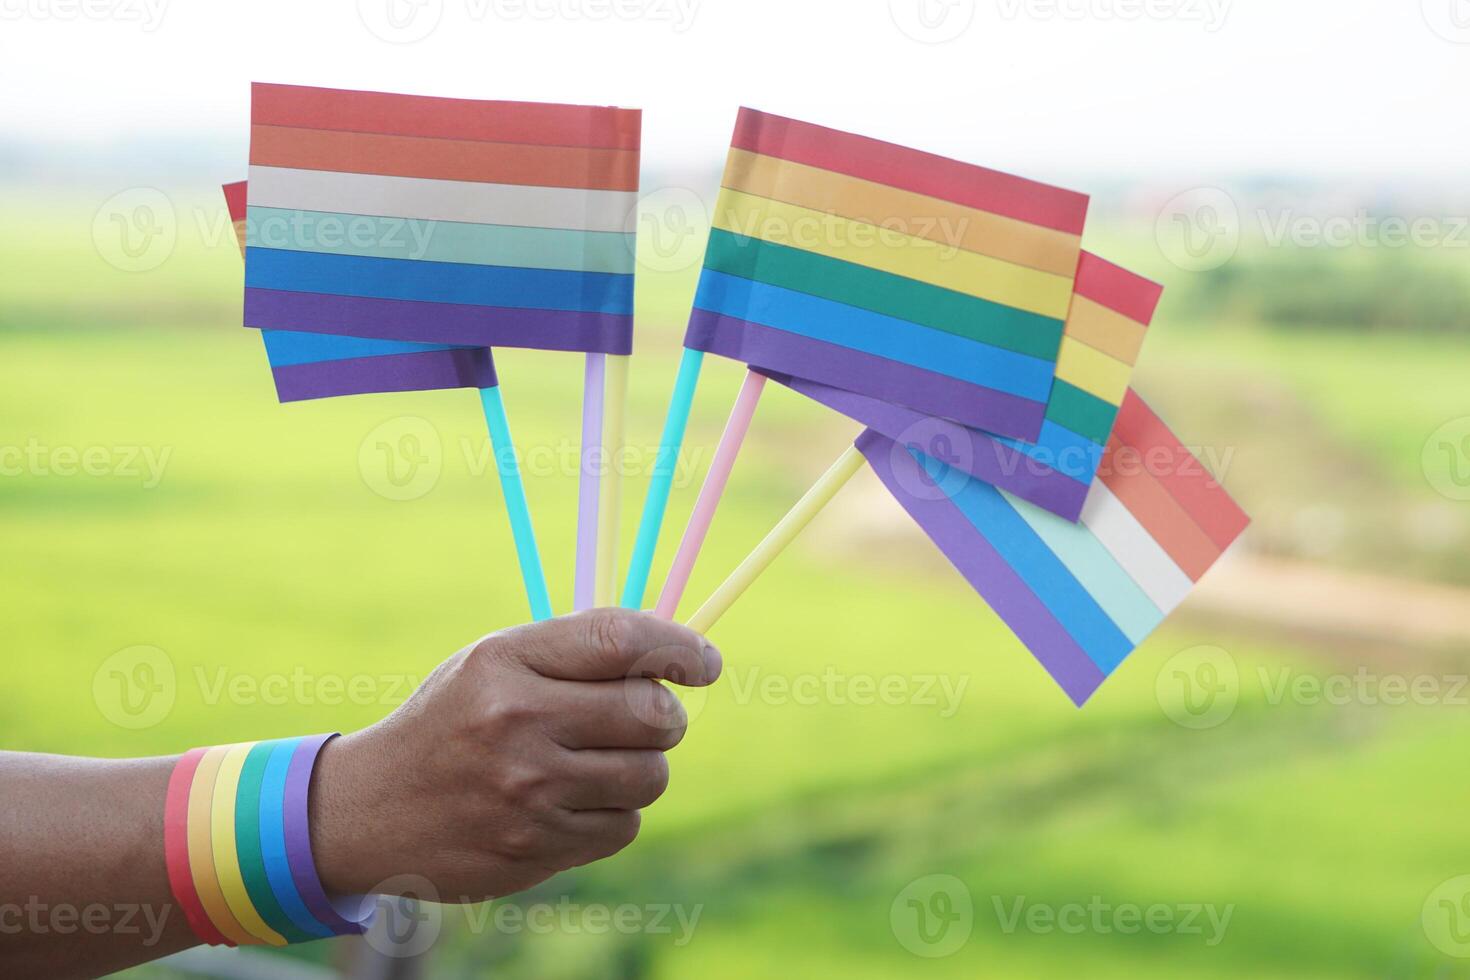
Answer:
249, 125, 641, 192
1099, 436, 1222, 581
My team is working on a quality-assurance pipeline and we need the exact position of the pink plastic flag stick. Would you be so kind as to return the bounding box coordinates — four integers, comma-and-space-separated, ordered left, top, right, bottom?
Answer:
575, 352, 606, 611
654, 369, 768, 619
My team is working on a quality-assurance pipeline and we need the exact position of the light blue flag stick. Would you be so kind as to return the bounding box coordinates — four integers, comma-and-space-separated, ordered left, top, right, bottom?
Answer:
479, 385, 554, 622
620, 347, 705, 609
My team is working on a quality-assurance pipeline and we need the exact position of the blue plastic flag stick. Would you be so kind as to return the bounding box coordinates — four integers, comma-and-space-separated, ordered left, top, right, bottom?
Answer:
479, 385, 554, 621
620, 346, 705, 609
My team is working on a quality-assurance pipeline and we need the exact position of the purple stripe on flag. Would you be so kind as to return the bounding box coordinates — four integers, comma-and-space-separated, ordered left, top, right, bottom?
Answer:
245, 288, 634, 355
685, 309, 1044, 441
857, 428, 1105, 706
764, 371, 1090, 522
271, 348, 497, 402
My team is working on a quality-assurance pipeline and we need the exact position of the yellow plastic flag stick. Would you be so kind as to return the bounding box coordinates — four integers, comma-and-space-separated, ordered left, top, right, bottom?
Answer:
595, 354, 630, 607
687, 444, 865, 634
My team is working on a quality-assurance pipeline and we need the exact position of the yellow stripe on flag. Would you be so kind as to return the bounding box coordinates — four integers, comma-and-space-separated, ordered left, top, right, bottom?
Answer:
722, 148, 1081, 278
713, 188, 1075, 320
1056, 336, 1132, 404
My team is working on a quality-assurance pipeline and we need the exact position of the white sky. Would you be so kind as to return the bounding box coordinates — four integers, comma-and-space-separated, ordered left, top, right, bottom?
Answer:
1, 0, 1467, 178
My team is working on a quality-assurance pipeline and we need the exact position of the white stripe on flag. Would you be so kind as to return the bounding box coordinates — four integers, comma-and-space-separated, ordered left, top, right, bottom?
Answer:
246, 166, 637, 234
1079, 481, 1193, 614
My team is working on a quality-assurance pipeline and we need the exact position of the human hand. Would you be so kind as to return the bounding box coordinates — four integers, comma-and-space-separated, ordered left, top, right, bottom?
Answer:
306, 609, 721, 903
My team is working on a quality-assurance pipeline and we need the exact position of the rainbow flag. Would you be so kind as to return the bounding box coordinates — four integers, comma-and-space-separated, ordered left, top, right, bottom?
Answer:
684, 108, 1089, 442
225, 181, 495, 401
242, 83, 639, 354
770, 251, 1161, 521
858, 390, 1249, 705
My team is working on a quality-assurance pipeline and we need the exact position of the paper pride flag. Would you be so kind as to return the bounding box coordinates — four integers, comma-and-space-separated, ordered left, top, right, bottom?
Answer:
685, 107, 1089, 442
224, 181, 496, 401
768, 251, 1162, 521
858, 390, 1249, 706
242, 83, 639, 354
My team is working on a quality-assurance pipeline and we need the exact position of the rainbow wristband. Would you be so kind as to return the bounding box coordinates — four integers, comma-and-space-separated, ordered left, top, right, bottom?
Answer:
164, 733, 370, 946
283, 733, 374, 935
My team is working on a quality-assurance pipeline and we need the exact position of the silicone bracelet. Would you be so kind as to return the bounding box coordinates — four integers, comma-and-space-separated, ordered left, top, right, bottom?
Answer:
234, 741, 316, 943
258, 738, 334, 939
210, 743, 287, 945
163, 748, 234, 947
186, 746, 257, 946
283, 733, 374, 934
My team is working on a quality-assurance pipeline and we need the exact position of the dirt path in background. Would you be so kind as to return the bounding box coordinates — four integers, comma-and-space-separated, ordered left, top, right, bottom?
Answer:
825, 474, 1470, 662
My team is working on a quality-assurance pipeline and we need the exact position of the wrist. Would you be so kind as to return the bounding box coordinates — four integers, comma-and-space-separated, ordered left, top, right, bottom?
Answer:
307, 730, 386, 897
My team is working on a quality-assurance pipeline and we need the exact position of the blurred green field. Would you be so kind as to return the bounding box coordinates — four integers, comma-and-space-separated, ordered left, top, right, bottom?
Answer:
4, 188, 1470, 978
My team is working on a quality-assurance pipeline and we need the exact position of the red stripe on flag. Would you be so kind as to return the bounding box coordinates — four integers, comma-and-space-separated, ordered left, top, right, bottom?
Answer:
223, 181, 247, 221
251, 83, 642, 150
1098, 436, 1222, 581
1112, 391, 1251, 552
730, 108, 1088, 236
1074, 252, 1163, 325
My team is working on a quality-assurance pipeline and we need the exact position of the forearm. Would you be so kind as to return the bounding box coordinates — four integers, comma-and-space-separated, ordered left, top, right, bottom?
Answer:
0, 752, 198, 977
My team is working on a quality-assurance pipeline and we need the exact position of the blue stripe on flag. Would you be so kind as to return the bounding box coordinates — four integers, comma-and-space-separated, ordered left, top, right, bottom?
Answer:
260, 329, 473, 367
245, 248, 634, 315
694, 270, 1054, 402
915, 449, 1134, 672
